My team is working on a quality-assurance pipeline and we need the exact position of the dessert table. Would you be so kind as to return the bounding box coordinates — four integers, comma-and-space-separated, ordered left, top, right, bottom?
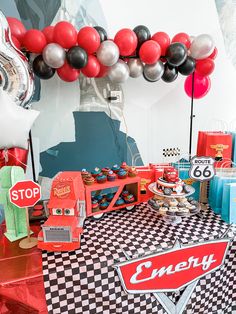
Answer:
42, 203, 236, 314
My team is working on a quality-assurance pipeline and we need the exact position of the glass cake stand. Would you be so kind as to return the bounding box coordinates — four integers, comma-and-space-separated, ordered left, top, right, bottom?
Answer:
148, 182, 201, 224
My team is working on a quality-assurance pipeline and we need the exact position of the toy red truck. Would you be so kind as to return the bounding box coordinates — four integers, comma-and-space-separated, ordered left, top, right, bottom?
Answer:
38, 164, 171, 252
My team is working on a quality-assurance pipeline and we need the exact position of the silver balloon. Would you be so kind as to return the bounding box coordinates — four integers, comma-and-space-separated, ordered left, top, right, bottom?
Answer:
97, 40, 119, 66
42, 43, 65, 68
108, 60, 130, 83
143, 61, 164, 82
190, 34, 214, 60
0, 10, 34, 108
128, 59, 143, 78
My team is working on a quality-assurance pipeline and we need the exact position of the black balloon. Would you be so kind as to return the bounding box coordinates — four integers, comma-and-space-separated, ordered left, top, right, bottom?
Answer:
66, 46, 88, 69
94, 26, 108, 42
162, 63, 178, 83
166, 43, 187, 67
133, 25, 151, 48
178, 56, 196, 76
32, 55, 55, 80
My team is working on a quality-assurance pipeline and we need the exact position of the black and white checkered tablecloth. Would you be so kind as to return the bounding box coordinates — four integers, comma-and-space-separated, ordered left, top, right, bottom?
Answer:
42, 204, 236, 314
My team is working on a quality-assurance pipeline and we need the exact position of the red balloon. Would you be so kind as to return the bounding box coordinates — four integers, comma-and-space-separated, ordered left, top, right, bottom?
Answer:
81, 55, 100, 77
77, 26, 100, 54
196, 58, 215, 76
209, 47, 218, 60
7, 17, 26, 43
23, 29, 47, 53
96, 63, 109, 78
184, 73, 211, 99
42, 26, 54, 43
57, 61, 80, 82
114, 28, 138, 56
54, 21, 77, 49
11, 35, 21, 50
172, 32, 191, 49
151, 32, 170, 56
139, 40, 161, 64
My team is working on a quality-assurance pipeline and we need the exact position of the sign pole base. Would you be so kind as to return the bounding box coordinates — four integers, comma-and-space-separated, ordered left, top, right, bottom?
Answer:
19, 236, 38, 249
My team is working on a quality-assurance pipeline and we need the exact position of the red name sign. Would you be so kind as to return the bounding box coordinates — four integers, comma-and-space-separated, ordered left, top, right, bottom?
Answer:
9, 180, 41, 208
114, 239, 230, 293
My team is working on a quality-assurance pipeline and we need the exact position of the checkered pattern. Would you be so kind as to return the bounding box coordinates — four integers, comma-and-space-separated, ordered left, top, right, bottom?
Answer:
162, 148, 181, 157
42, 204, 236, 314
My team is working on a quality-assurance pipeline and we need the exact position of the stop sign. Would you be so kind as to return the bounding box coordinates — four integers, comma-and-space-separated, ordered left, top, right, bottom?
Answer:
9, 180, 41, 208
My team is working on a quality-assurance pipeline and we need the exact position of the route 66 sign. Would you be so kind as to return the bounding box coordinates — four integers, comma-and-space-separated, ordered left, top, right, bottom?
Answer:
189, 156, 215, 182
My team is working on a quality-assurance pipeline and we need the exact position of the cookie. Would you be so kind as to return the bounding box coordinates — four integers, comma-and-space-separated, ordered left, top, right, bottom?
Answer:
163, 202, 169, 208
188, 197, 194, 202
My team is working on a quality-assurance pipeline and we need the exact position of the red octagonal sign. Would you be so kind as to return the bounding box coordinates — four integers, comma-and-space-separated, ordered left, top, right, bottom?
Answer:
9, 180, 41, 208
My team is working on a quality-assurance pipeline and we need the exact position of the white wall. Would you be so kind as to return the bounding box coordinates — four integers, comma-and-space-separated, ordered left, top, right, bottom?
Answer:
99, 0, 236, 163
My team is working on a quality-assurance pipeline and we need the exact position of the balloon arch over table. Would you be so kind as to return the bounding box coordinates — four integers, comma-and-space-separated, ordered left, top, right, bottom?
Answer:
8, 16, 217, 100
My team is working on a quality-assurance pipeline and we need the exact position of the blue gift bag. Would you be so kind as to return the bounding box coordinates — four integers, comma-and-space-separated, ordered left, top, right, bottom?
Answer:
209, 176, 236, 214
221, 183, 236, 223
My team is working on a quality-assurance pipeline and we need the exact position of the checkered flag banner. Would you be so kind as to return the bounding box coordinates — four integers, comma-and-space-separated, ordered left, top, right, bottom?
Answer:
42, 204, 236, 314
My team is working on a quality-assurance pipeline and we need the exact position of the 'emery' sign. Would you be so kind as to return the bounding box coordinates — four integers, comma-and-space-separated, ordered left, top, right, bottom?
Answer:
113, 238, 230, 314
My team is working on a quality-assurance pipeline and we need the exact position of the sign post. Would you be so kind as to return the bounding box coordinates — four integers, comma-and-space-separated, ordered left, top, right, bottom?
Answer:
9, 180, 41, 249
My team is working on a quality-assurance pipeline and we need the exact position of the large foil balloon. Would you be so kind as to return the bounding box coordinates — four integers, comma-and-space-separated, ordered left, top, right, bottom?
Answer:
0, 11, 34, 108
143, 61, 164, 82
0, 88, 39, 149
190, 34, 215, 60
108, 59, 130, 83
42, 43, 65, 68
128, 59, 143, 78
97, 40, 119, 66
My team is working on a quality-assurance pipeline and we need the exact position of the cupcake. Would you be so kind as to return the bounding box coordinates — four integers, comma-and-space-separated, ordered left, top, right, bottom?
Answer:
159, 207, 168, 215
94, 194, 103, 203
120, 162, 129, 171
169, 198, 178, 207
128, 167, 138, 177
107, 171, 116, 182
112, 164, 120, 174
92, 200, 100, 212
117, 169, 128, 179
91, 167, 101, 178
102, 167, 111, 176
106, 193, 114, 202
81, 168, 90, 179
122, 190, 129, 197
100, 201, 109, 210
96, 173, 107, 183
176, 208, 189, 216
124, 194, 135, 203
115, 197, 125, 206
83, 175, 95, 186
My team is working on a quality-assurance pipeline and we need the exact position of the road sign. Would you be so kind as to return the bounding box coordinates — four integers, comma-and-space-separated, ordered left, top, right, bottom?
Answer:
189, 156, 215, 182
9, 180, 41, 208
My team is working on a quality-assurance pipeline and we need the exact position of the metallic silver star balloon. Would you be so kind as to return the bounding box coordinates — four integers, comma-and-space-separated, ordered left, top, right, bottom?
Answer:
0, 10, 34, 108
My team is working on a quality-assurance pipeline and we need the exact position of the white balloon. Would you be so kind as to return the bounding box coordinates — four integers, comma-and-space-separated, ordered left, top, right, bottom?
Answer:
128, 59, 143, 78
0, 89, 39, 149
108, 60, 130, 83
97, 40, 119, 66
190, 34, 215, 60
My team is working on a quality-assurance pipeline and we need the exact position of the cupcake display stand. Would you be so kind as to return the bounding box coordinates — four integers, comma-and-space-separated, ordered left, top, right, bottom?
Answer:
85, 176, 141, 220
148, 182, 201, 224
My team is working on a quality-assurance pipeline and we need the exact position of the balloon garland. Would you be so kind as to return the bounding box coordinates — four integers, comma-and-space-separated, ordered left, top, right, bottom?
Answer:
7, 17, 217, 99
